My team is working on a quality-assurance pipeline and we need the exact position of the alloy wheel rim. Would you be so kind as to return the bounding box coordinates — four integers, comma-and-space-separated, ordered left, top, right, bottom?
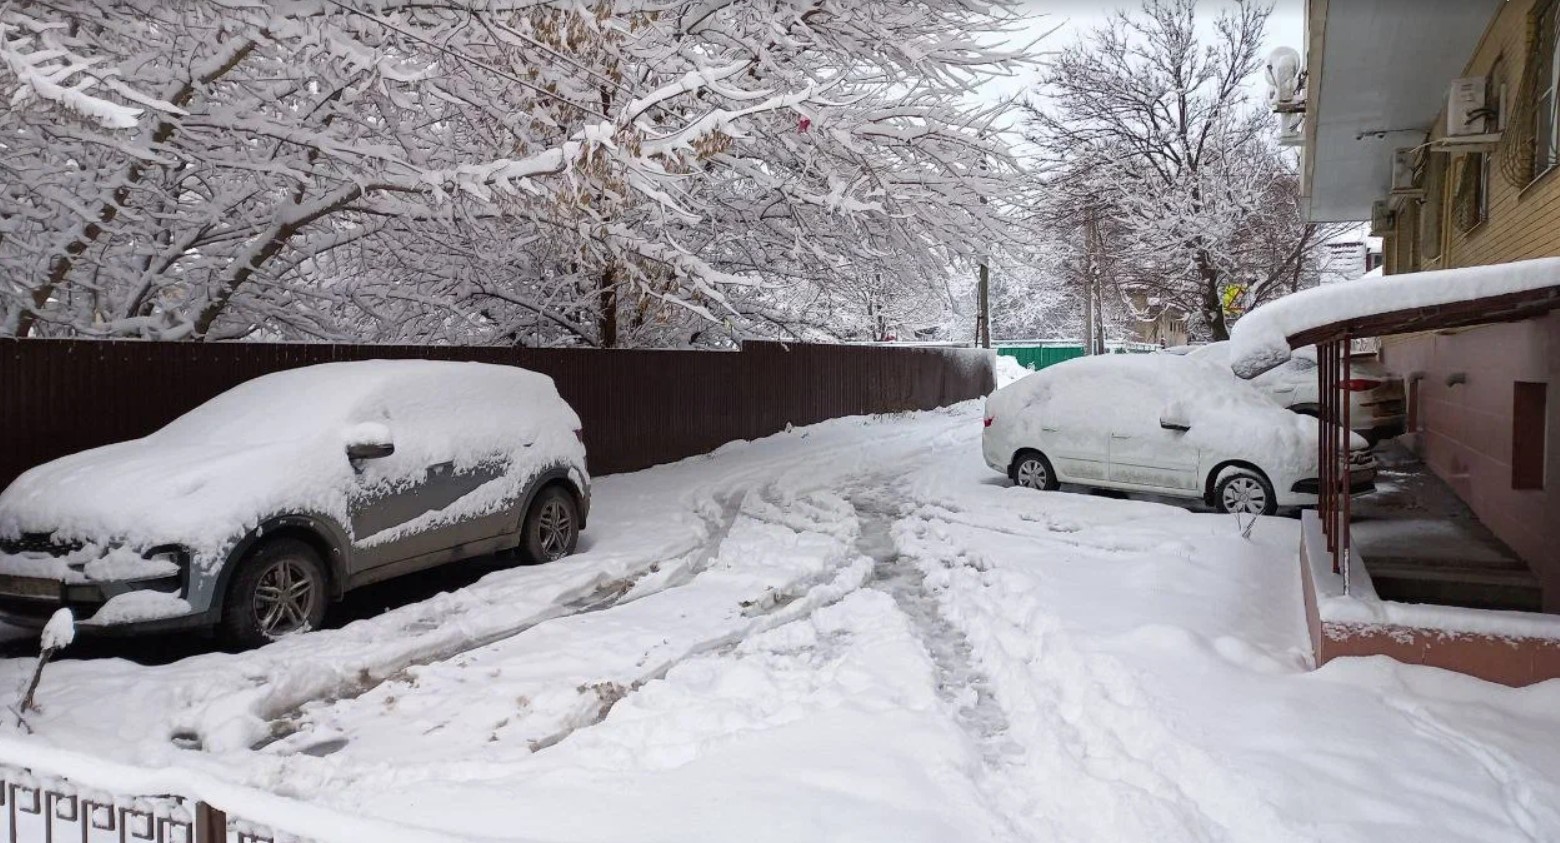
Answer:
1222, 477, 1266, 514
1016, 459, 1047, 489
538, 499, 573, 559
252, 559, 316, 637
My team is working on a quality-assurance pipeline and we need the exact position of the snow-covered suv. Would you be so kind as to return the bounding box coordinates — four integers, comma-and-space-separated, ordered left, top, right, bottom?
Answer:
982, 354, 1376, 515
0, 360, 590, 647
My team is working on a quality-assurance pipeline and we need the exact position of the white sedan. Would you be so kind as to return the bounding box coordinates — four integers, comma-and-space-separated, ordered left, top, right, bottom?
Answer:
1187, 342, 1406, 444
982, 354, 1376, 515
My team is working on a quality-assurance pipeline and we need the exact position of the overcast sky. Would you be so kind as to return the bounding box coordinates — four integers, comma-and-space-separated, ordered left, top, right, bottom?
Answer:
983, 0, 1306, 103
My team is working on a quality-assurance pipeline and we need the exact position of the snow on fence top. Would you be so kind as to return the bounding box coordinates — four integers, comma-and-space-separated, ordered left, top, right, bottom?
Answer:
1228, 257, 1560, 378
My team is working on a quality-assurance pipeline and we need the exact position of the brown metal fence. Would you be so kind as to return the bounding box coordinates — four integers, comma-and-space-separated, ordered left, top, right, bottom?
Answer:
0, 339, 992, 491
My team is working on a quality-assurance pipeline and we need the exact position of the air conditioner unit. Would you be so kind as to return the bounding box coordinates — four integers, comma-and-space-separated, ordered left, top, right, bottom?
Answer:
1447, 76, 1488, 136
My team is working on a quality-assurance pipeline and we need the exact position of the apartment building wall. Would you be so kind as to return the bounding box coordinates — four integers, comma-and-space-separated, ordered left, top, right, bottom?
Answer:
1379, 0, 1560, 609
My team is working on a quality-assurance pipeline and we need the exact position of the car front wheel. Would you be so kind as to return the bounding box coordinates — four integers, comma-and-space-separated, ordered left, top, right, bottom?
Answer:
222, 538, 328, 649
520, 485, 580, 564
1011, 451, 1060, 491
1214, 470, 1277, 516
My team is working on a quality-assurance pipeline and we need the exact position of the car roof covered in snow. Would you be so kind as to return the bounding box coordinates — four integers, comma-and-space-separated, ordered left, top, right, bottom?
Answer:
157, 359, 571, 445
991, 353, 1278, 414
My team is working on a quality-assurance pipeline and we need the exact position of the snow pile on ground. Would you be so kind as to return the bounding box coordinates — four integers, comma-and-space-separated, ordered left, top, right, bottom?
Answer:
3, 402, 1560, 841
1229, 257, 1560, 378
993, 353, 1032, 387
0, 360, 585, 571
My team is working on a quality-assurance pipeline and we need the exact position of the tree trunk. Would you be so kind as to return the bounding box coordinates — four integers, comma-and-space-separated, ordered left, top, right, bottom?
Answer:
1196, 249, 1229, 341
598, 264, 619, 348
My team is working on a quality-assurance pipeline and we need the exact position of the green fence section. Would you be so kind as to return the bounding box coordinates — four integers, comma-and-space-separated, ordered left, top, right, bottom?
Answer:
996, 342, 1159, 372
996, 345, 1085, 371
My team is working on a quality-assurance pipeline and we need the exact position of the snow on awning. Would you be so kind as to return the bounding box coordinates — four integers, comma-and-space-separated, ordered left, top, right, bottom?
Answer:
1229, 258, 1560, 378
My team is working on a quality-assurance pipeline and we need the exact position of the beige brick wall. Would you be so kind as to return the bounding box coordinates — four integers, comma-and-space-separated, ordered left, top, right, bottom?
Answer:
1374, 0, 1560, 610
1384, 0, 1560, 271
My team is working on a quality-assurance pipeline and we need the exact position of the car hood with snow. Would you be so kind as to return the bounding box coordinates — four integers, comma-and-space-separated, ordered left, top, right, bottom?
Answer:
0, 360, 586, 574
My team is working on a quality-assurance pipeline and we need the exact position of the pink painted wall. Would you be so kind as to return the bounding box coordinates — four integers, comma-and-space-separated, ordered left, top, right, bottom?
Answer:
1380, 313, 1560, 611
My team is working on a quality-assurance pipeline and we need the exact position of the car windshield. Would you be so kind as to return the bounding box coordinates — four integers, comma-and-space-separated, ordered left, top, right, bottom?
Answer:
153, 366, 380, 446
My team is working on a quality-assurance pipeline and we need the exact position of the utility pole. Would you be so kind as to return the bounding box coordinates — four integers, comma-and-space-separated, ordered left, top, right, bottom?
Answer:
976, 261, 990, 349
1082, 206, 1106, 355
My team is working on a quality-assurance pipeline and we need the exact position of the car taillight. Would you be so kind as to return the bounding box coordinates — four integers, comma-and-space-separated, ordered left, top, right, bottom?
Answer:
983, 416, 994, 428
1343, 378, 1382, 391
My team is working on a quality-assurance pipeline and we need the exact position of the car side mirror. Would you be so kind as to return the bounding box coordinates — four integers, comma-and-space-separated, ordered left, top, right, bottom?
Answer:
346, 441, 395, 461
344, 421, 394, 464
1159, 402, 1191, 432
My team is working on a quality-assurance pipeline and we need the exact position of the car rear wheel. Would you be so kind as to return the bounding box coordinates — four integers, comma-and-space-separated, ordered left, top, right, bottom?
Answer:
520, 485, 579, 564
1011, 451, 1060, 491
1214, 470, 1277, 516
222, 538, 327, 649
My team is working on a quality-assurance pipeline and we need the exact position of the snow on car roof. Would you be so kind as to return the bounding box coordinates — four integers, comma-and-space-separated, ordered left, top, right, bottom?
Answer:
1228, 257, 1560, 378
991, 352, 1280, 418
157, 359, 569, 445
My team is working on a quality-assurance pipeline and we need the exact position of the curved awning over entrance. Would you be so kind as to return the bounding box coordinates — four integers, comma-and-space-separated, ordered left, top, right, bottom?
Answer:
1229, 258, 1560, 378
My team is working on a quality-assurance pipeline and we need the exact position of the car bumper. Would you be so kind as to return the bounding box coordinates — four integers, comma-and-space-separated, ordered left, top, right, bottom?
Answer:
981, 432, 1008, 474
1361, 417, 1406, 443
0, 554, 203, 633
1289, 473, 1378, 497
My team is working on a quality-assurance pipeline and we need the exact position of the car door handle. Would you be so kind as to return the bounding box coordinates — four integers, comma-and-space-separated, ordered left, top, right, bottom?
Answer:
1041, 426, 1060, 432
1110, 433, 1132, 439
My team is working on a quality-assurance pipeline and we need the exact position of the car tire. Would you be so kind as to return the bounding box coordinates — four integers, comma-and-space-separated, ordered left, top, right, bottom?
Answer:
1214, 469, 1277, 516
221, 538, 328, 649
1011, 451, 1060, 491
520, 485, 579, 564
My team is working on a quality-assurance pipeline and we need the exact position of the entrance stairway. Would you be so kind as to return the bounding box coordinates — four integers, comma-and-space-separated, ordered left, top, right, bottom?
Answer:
1353, 442, 1546, 614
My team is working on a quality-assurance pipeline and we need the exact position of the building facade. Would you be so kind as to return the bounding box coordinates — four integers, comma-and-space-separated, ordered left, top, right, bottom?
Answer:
1303, 0, 1560, 609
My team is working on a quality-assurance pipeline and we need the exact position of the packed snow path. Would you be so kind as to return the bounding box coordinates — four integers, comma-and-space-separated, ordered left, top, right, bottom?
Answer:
4, 402, 1560, 842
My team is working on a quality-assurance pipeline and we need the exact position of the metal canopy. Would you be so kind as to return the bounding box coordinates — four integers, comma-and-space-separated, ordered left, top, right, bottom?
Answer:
1286, 285, 1560, 348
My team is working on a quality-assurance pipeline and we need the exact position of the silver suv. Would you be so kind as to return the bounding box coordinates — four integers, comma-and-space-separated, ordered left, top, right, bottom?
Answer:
0, 360, 590, 648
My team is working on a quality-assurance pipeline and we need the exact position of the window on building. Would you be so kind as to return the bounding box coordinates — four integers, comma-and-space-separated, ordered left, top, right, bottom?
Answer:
1420, 152, 1446, 260
1453, 153, 1488, 231
1533, 1, 1560, 178
1513, 381, 1548, 490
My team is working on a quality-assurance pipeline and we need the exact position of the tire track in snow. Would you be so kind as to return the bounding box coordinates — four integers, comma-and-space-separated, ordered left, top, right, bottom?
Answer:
257, 490, 749, 749
849, 484, 1035, 843
893, 495, 1315, 842
257, 486, 876, 781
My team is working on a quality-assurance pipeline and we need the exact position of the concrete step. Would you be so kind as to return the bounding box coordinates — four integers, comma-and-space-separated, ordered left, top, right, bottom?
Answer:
1365, 555, 1544, 613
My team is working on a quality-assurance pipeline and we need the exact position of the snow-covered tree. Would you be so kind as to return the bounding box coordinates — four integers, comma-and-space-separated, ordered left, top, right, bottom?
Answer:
1, 1, 1033, 346
1022, 0, 1335, 342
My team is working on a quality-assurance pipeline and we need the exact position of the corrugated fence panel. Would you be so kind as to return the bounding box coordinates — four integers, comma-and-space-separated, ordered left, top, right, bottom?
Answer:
0, 339, 992, 488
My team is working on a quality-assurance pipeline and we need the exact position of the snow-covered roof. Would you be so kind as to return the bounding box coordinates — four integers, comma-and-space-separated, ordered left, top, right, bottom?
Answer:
1229, 258, 1560, 378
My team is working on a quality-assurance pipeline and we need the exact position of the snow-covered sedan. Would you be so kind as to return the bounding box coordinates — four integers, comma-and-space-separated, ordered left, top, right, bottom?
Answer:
1187, 342, 1406, 444
982, 354, 1376, 515
0, 361, 590, 647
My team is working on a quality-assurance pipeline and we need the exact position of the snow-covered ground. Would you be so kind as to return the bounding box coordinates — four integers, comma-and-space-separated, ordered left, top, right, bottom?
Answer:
4, 400, 1560, 842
